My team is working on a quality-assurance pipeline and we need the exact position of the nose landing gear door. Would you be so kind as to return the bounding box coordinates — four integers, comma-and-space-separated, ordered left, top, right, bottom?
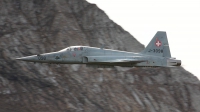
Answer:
54, 53, 62, 63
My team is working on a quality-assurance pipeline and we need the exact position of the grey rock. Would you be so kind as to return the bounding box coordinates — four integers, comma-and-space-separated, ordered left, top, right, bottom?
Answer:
0, 0, 199, 112
132, 90, 145, 109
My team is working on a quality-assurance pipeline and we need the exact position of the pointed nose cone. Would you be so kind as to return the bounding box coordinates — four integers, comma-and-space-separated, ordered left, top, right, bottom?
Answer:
16, 55, 37, 62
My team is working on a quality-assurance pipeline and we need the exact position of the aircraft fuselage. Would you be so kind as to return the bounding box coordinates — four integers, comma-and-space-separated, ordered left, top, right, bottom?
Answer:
16, 46, 180, 67
16, 31, 181, 68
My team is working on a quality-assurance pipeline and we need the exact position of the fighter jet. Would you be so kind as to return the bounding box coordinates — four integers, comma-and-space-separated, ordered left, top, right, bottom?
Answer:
16, 31, 181, 68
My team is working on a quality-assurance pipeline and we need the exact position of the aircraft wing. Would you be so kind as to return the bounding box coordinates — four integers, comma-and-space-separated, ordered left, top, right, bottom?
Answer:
99, 59, 146, 63
86, 56, 147, 64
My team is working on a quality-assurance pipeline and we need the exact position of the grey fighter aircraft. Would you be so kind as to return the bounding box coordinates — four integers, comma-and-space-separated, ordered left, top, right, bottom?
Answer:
16, 31, 181, 68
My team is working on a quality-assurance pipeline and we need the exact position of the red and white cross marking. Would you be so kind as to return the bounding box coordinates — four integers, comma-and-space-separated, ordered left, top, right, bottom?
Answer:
155, 38, 162, 47
73, 53, 76, 57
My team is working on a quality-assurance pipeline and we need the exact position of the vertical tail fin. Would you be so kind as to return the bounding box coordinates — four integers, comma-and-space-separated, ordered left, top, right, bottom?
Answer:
141, 31, 171, 57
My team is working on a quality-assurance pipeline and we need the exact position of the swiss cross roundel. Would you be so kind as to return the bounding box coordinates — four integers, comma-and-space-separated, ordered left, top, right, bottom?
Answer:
155, 38, 162, 47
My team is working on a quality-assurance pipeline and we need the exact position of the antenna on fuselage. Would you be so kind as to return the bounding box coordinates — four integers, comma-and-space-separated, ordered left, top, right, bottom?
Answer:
100, 44, 105, 49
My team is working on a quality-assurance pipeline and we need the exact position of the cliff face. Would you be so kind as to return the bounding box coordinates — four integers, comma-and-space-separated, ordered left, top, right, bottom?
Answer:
0, 0, 200, 112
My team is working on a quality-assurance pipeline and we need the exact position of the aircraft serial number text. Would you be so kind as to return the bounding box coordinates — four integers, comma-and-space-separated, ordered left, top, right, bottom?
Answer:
148, 49, 163, 53
38, 56, 46, 60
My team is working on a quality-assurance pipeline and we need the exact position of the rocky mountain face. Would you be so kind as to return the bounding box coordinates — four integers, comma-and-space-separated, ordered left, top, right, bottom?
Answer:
0, 0, 200, 112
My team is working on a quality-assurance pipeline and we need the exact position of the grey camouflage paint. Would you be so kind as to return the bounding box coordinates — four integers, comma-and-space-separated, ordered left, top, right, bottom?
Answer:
16, 31, 181, 68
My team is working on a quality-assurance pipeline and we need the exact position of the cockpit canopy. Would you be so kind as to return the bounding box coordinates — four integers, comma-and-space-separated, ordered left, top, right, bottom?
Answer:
58, 46, 85, 52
